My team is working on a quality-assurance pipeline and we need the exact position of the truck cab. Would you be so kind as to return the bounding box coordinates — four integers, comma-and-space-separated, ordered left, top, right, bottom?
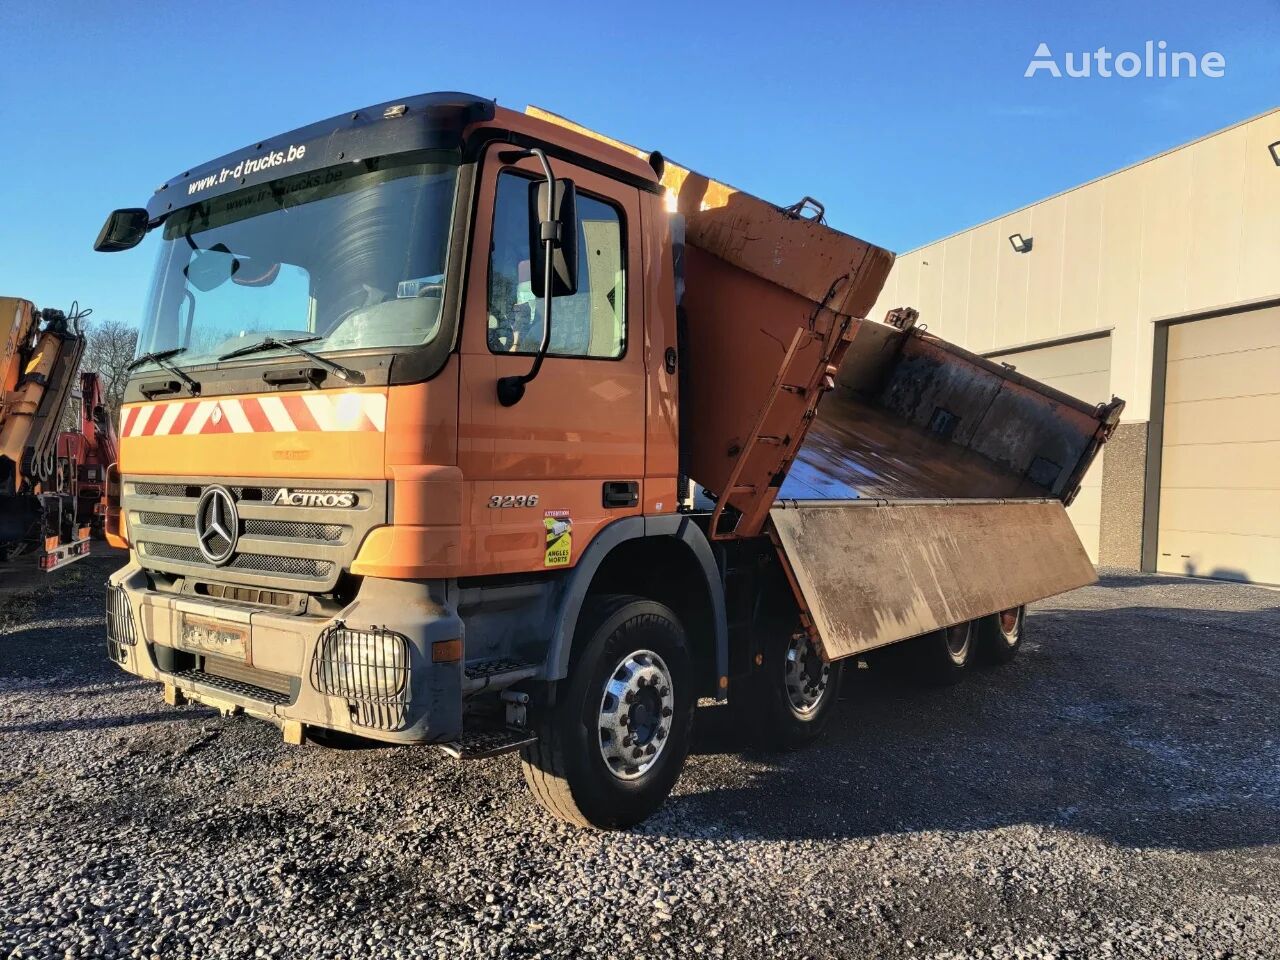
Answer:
100, 94, 714, 822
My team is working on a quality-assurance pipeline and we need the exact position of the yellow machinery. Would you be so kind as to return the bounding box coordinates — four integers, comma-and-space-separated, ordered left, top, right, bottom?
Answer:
0, 296, 94, 569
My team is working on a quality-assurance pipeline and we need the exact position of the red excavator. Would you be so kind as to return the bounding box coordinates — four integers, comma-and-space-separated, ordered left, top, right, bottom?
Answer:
1, 297, 117, 570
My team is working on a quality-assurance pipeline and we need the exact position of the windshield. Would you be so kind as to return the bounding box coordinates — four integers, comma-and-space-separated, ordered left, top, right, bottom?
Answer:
135, 152, 459, 370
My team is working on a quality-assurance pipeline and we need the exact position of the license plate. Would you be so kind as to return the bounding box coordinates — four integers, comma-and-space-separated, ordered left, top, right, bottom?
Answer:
178, 613, 249, 661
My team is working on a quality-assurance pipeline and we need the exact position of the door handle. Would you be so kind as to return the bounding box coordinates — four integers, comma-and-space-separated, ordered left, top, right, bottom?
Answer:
602, 481, 639, 509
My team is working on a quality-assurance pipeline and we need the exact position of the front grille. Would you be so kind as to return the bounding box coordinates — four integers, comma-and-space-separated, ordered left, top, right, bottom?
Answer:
227, 553, 333, 577
134, 482, 286, 501
138, 511, 194, 529
133, 481, 199, 498
105, 584, 137, 663
310, 624, 411, 732
139, 542, 333, 578
243, 519, 345, 542
138, 512, 345, 543
173, 668, 293, 706
123, 473, 382, 591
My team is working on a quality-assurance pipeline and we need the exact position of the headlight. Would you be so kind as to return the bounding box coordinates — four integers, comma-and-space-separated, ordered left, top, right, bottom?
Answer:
105, 584, 137, 663
310, 623, 411, 731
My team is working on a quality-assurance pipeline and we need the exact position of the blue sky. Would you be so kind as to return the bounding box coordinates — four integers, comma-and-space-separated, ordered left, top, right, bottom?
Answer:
1, 0, 1275, 327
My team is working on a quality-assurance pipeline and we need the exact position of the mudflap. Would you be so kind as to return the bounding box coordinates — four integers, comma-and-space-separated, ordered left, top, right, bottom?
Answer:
767, 498, 1097, 661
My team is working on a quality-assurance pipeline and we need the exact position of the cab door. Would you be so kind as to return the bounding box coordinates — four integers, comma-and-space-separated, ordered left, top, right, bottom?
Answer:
457, 147, 646, 575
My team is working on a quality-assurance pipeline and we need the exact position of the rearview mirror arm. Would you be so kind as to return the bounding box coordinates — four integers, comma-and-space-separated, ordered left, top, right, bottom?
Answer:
497, 147, 559, 407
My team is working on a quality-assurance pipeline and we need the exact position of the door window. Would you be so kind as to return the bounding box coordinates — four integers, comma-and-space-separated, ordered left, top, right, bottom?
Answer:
487, 171, 625, 358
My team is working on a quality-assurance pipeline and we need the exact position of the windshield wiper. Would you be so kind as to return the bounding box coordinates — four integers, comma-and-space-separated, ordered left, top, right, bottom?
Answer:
218, 336, 362, 383
126, 348, 200, 395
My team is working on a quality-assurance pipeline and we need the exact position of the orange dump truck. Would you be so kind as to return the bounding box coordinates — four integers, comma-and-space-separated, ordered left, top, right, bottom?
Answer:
94, 94, 1121, 827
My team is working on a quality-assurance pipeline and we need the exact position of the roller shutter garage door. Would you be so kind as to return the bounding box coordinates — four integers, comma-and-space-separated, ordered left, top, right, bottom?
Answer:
992, 336, 1112, 562
1156, 305, 1280, 585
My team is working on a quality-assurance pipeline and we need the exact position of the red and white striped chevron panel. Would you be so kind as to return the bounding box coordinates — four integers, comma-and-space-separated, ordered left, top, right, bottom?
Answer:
120, 393, 387, 437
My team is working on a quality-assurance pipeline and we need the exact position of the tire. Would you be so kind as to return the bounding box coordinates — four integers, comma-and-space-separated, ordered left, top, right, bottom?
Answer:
737, 625, 844, 751
912, 619, 976, 686
303, 728, 389, 750
519, 595, 695, 829
976, 605, 1025, 665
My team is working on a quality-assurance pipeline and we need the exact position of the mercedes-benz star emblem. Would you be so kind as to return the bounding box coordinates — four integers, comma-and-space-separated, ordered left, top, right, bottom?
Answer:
194, 485, 238, 565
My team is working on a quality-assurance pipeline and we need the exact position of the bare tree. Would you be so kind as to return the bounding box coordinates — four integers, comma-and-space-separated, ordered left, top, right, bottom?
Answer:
80, 320, 139, 428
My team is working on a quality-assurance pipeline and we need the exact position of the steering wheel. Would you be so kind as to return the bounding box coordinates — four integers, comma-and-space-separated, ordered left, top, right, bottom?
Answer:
490, 322, 517, 351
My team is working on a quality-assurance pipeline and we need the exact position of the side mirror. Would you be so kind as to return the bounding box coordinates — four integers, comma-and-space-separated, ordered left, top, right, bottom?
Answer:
528, 179, 578, 297
496, 148, 573, 407
93, 208, 150, 252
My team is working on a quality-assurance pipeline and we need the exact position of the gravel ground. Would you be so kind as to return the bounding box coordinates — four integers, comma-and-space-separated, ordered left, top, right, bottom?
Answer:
2, 554, 1278, 959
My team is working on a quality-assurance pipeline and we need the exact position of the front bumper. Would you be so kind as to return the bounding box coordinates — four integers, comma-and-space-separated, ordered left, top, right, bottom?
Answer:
106, 561, 464, 744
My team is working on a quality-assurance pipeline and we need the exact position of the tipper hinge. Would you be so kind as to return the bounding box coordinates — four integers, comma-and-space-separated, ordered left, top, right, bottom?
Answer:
708, 315, 852, 540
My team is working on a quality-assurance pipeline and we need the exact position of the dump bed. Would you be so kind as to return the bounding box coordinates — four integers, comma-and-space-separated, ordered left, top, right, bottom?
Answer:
528, 107, 1124, 661
771, 313, 1121, 658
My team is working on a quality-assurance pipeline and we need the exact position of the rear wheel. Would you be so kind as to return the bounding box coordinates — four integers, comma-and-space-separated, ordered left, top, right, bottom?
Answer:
912, 619, 975, 685
976, 605, 1025, 665
520, 595, 694, 829
738, 626, 844, 750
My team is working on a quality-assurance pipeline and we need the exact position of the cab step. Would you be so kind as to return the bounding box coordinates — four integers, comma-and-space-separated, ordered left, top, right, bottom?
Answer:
462, 657, 540, 695
440, 725, 537, 760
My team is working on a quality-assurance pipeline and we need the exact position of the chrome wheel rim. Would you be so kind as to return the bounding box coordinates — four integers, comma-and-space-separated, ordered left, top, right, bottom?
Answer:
944, 622, 972, 664
784, 632, 830, 718
598, 649, 674, 781
998, 608, 1021, 644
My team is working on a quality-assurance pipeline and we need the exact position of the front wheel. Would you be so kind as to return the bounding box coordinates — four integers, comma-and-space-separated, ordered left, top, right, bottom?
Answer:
737, 627, 844, 751
520, 595, 694, 829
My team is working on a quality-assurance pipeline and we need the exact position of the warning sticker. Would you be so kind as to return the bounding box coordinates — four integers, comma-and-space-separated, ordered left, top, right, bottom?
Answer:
543, 510, 572, 567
